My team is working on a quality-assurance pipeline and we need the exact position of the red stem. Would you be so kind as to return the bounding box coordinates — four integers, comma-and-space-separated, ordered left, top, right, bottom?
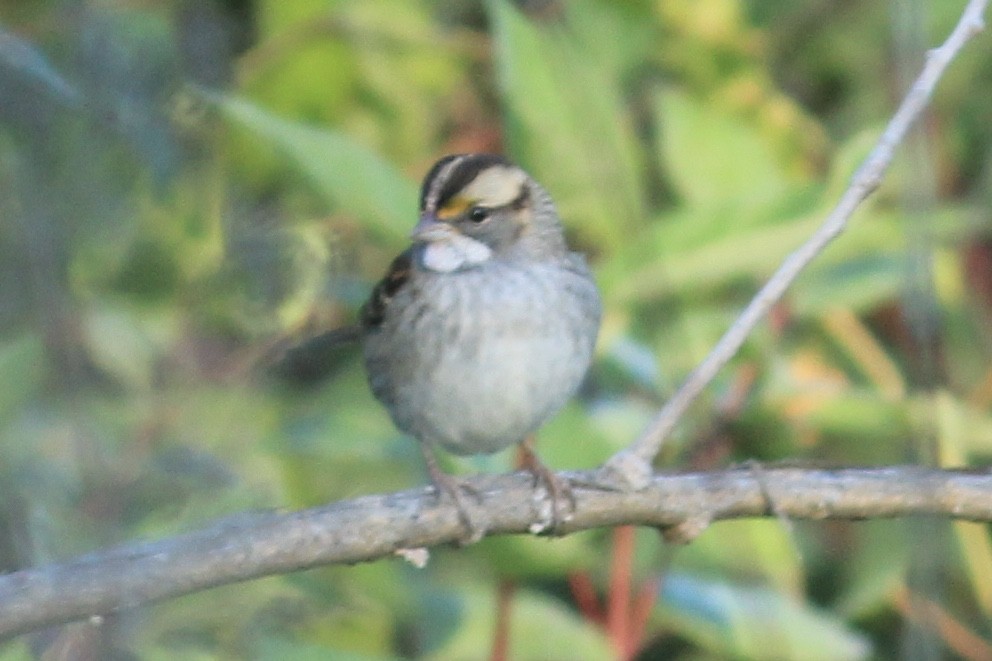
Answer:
491, 579, 515, 661
568, 572, 606, 625
607, 525, 636, 660
629, 576, 659, 654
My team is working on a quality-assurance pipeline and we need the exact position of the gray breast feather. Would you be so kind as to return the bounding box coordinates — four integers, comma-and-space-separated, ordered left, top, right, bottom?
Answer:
362, 257, 600, 456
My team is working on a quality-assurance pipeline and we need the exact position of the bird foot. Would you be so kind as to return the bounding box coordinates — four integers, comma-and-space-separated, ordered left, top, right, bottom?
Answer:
421, 454, 489, 544
518, 444, 575, 532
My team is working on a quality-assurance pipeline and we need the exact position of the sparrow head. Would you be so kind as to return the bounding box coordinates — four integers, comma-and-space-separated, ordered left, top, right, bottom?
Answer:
412, 154, 566, 273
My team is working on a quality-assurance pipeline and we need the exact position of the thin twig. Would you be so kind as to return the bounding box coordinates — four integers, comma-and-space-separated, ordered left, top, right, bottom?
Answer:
601, 0, 989, 489
1, 466, 992, 639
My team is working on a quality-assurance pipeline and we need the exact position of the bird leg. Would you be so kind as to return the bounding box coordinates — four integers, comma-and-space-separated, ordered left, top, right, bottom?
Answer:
517, 436, 575, 529
418, 443, 488, 543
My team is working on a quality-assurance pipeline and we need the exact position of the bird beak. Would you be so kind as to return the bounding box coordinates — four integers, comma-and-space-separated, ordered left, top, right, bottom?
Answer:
411, 214, 455, 243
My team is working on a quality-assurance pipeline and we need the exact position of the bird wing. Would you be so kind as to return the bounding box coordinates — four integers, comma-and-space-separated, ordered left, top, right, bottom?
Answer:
360, 248, 414, 330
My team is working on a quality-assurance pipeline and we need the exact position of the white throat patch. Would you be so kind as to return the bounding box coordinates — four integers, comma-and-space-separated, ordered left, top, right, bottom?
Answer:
421, 233, 493, 273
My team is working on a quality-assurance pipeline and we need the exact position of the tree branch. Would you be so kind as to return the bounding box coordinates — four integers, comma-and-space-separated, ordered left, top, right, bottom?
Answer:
601, 0, 990, 489
2, 465, 991, 638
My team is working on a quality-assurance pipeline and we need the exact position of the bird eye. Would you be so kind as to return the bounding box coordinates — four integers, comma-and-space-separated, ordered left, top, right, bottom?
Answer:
468, 206, 490, 223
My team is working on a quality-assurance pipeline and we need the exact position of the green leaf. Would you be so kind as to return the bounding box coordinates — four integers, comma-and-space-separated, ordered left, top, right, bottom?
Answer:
430, 586, 613, 661
207, 92, 417, 241
674, 520, 806, 596
933, 390, 992, 459
613, 210, 820, 302
478, 530, 601, 579
488, 0, 645, 250
659, 572, 872, 661
0, 25, 80, 108
654, 88, 797, 216
539, 402, 617, 468
84, 304, 174, 391
792, 255, 905, 315
794, 204, 973, 315
833, 521, 908, 617
252, 638, 402, 661
248, 0, 358, 120
0, 638, 30, 661
0, 334, 45, 422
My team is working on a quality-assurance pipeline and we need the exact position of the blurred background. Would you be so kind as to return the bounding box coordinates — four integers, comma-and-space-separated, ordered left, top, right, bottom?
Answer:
2, 0, 992, 658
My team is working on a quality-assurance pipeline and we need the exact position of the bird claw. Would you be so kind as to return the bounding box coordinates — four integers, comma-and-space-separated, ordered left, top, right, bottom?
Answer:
519, 444, 575, 532
428, 473, 489, 544
419, 448, 489, 544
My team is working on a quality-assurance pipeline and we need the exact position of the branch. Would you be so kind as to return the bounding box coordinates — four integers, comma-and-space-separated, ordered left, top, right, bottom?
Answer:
2, 466, 992, 638
601, 0, 990, 489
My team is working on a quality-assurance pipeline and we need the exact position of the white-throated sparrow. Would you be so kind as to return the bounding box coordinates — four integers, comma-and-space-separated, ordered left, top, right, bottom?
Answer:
361, 154, 601, 536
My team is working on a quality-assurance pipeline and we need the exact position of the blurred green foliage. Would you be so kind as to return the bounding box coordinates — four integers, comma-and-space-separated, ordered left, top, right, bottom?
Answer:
1, 0, 992, 658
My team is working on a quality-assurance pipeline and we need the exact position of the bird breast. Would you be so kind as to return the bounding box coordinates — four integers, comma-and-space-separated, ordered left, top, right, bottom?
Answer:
363, 257, 600, 456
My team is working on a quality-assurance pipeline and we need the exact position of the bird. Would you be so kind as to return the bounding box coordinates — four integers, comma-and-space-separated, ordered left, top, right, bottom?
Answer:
357, 153, 601, 537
